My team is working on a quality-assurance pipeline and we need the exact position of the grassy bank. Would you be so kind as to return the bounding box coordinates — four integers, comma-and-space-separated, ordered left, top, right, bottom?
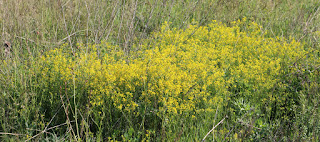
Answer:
1, 0, 320, 141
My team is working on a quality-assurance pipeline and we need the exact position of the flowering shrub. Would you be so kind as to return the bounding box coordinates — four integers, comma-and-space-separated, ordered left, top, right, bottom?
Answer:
34, 18, 309, 139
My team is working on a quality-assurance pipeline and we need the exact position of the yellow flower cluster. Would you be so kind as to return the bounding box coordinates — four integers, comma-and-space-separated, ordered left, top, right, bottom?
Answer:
36, 18, 307, 118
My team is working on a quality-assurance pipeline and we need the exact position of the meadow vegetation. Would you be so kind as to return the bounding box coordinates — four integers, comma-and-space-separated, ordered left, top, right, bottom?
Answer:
1, 0, 320, 141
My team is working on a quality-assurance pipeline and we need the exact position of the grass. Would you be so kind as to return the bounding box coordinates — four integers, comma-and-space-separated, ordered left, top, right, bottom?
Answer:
1, 0, 320, 141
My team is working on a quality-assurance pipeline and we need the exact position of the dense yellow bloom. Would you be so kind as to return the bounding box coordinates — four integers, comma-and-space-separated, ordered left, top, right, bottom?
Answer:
36, 18, 308, 119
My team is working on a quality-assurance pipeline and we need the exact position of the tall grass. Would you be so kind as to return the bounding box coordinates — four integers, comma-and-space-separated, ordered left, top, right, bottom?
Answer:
1, 0, 320, 141
1, 0, 319, 52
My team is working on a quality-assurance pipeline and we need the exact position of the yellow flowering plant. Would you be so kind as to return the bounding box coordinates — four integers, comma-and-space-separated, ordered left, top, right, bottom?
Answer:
33, 18, 310, 139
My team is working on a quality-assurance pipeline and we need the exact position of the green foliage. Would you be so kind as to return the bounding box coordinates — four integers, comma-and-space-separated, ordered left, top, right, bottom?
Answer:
4, 18, 312, 141
1, 0, 320, 141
